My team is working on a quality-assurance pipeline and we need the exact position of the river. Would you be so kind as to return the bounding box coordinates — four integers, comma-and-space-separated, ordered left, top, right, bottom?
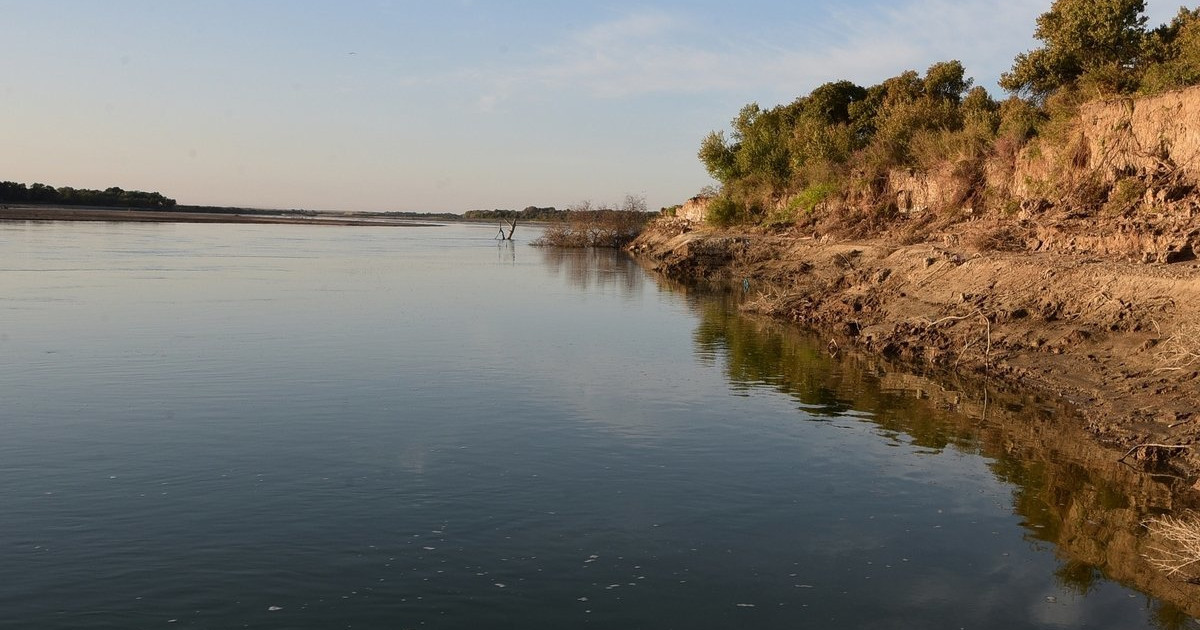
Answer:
1, 221, 1196, 629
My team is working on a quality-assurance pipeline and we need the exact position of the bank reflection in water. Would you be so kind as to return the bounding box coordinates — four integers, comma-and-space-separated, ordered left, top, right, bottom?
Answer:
684, 285, 1200, 625
538, 247, 646, 297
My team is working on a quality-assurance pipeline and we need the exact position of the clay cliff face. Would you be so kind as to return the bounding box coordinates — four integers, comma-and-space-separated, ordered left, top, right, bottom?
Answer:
677, 195, 713, 223
1073, 89, 1200, 187
685, 88, 1200, 261
880, 87, 1200, 262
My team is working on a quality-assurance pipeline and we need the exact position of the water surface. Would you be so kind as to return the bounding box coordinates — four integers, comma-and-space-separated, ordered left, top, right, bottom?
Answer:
1, 221, 1196, 629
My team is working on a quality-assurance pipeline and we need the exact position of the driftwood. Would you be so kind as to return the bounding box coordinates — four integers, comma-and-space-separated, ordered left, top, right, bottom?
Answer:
922, 309, 993, 371
496, 218, 517, 240
1117, 443, 1190, 463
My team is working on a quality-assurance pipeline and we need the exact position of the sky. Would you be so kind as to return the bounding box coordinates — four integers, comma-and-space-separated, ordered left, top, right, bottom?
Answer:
0, 1, 1187, 213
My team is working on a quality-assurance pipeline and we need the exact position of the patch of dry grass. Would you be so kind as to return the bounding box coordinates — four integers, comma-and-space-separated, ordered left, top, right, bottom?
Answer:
969, 224, 1028, 252
1155, 323, 1200, 373
1144, 513, 1200, 581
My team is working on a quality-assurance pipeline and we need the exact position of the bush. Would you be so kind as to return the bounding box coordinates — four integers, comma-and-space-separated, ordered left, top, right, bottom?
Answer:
1145, 512, 1200, 580
789, 182, 840, 214
1140, 8, 1200, 94
761, 205, 797, 229
1104, 177, 1148, 215
706, 195, 743, 227
678, 0, 1200, 242
531, 208, 651, 248
997, 96, 1043, 143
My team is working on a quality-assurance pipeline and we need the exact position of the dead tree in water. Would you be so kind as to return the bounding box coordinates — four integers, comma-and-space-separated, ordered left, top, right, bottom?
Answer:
496, 218, 517, 240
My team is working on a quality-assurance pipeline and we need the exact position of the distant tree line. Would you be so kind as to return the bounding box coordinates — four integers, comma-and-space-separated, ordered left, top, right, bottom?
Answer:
175, 205, 319, 216
463, 206, 565, 221
697, 0, 1200, 228
0, 180, 175, 209
375, 211, 463, 221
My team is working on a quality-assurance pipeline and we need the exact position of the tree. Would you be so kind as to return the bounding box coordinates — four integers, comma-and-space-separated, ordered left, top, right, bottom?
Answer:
619, 193, 647, 213
0, 181, 29, 201
27, 183, 57, 202
731, 104, 794, 192
864, 62, 975, 166
699, 130, 738, 183
803, 80, 868, 125
1140, 7, 1200, 93
923, 60, 972, 103
0, 180, 174, 208
1000, 0, 1147, 99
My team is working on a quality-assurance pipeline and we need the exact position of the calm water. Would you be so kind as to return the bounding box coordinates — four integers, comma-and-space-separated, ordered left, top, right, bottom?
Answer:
1, 221, 1196, 629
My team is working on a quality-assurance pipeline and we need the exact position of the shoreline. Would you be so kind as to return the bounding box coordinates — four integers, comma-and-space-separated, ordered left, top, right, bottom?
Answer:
0, 206, 443, 227
630, 219, 1200, 481
674, 302, 1200, 614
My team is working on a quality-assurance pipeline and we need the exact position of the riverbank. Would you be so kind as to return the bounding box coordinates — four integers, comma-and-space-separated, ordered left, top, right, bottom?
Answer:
630, 218, 1200, 480
0, 205, 440, 226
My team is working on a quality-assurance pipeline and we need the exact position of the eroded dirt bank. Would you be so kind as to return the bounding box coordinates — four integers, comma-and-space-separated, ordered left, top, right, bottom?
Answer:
630, 219, 1200, 477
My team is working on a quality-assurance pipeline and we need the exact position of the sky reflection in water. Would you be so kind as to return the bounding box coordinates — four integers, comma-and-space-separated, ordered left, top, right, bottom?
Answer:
0, 221, 1195, 629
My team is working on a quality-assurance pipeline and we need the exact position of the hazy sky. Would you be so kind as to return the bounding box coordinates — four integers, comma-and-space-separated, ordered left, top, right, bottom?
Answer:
0, 1, 1186, 212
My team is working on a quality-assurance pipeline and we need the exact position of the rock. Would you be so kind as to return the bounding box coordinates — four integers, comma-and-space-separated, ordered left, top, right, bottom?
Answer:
1160, 243, 1195, 264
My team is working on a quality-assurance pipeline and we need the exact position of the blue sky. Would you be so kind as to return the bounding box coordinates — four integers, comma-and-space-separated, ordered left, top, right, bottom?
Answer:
0, 1, 1185, 212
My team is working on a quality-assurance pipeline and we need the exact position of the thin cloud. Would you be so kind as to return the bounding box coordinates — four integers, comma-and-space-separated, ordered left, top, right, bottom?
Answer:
574, 10, 679, 48
826, 0, 1048, 88
477, 94, 499, 112
476, 0, 1052, 104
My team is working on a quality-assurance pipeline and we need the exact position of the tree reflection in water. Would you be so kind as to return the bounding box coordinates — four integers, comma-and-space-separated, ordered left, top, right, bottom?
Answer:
684, 285, 1200, 624
538, 247, 646, 298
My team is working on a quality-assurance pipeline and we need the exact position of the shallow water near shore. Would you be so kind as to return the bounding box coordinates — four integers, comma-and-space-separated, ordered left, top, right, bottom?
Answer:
1, 221, 1197, 629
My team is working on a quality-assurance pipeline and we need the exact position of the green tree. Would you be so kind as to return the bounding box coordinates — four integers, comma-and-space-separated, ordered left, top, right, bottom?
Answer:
961, 86, 1000, 131
803, 80, 868, 125
1140, 7, 1200, 93
699, 130, 738, 183
790, 81, 869, 177
924, 60, 972, 103
868, 62, 974, 166
1000, 0, 1148, 99
731, 103, 795, 192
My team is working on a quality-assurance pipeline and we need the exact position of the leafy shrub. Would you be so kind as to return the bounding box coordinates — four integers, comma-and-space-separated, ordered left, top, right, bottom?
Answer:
1104, 177, 1148, 214
996, 96, 1043, 143
761, 205, 797, 229
706, 195, 743, 227
1141, 8, 1200, 94
789, 182, 840, 214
